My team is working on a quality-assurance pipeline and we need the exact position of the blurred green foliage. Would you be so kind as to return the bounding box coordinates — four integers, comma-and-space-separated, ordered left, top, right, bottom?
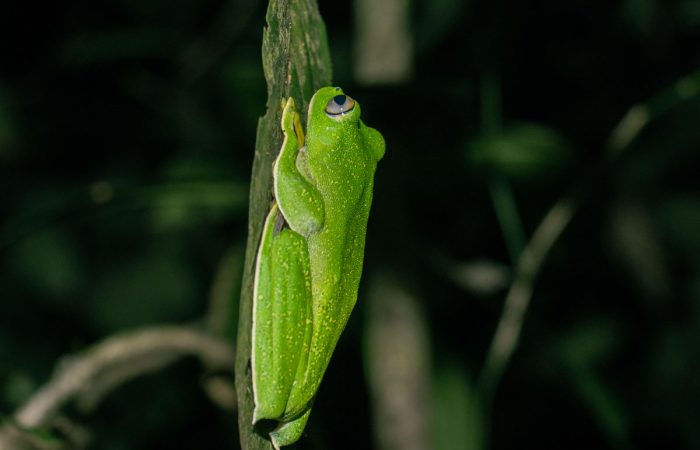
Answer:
1, 0, 699, 449
466, 123, 572, 181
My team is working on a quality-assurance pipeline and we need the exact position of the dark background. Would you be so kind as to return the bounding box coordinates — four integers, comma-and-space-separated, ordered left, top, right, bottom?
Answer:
1, 0, 699, 449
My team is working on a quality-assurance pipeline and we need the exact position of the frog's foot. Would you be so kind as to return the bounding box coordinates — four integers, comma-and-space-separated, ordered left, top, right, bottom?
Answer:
269, 407, 312, 450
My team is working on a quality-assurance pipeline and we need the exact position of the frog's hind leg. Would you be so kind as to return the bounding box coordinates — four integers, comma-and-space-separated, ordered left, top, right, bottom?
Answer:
252, 204, 313, 424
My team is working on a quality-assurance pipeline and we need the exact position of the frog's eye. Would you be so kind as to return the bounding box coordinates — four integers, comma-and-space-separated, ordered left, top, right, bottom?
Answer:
325, 94, 355, 117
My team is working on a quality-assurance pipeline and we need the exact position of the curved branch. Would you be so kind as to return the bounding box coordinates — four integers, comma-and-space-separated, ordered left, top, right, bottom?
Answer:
5, 326, 234, 432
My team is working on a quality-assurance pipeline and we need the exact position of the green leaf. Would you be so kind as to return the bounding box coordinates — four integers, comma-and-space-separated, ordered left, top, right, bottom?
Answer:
466, 122, 573, 181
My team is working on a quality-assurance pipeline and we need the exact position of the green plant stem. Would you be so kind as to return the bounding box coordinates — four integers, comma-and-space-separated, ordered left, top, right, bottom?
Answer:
478, 194, 577, 401
489, 176, 525, 264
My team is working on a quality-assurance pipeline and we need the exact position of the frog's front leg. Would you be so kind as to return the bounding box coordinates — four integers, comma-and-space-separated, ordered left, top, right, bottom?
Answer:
273, 98, 325, 237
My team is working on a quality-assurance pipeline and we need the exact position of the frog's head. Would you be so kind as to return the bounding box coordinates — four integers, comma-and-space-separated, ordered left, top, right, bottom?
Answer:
307, 86, 384, 163
307, 86, 361, 135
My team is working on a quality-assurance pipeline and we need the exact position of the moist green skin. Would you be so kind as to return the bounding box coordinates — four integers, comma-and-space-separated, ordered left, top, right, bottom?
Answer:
252, 86, 384, 448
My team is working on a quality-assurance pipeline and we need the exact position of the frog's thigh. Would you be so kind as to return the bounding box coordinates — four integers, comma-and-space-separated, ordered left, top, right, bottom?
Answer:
270, 226, 312, 401
270, 407, 313, 450
253, 210, 311, 422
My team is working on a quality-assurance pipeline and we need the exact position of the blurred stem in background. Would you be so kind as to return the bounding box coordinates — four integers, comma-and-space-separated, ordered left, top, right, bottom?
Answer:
606, 68, 700, 158
354, 0, 412, 84
365, 274, 431, 450
478, 194, 577, 399
477, 64, 529, 450
489, 176, 525, 265
480, 69, 526, 264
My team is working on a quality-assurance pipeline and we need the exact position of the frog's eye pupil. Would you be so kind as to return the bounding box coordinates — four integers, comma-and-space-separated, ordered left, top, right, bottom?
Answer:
325, 94, 356, 117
